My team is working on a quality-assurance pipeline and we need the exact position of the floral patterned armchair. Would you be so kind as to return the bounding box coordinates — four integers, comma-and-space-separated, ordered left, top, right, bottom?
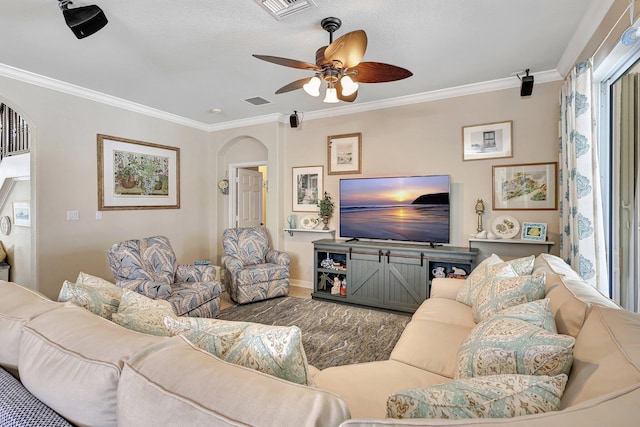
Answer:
221, 227, 291, 304
107, 236, 222, 317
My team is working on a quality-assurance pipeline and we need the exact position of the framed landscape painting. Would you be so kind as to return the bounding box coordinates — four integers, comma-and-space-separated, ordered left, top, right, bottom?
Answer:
293, 166, 323, 212
492, 162, 558, 210
328, 133, 362, 175
97, 134, 180, 210
13, 202, 30, 227
462, 121, 513, 161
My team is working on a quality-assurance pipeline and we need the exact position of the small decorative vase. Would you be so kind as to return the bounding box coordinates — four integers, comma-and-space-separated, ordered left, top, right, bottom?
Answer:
322, 215, 330, 230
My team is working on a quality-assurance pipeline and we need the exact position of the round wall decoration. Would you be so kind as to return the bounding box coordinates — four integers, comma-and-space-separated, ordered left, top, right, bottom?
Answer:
0, 216, 11, 235
218, 179, 229, 195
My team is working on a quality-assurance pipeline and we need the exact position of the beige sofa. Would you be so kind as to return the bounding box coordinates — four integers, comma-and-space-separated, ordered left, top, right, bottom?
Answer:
1, 253, 639, 426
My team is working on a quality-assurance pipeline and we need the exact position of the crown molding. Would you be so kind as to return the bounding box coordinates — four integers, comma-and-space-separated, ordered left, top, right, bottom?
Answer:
0, 63, 211, 131
1, 62, 561, 133
240, 69, 562, 127
556, 0, 615, 77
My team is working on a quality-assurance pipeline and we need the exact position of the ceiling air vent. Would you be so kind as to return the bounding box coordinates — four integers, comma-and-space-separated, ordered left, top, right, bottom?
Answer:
255, 0, 317, 20
243, 96, 272, 106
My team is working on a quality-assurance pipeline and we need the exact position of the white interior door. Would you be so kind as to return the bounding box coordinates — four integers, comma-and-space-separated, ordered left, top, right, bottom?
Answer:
236, 168, 263, 228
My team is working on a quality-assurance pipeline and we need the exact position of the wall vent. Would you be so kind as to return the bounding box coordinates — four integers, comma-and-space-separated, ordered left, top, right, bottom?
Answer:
243, 96, 272, 106
255, 0, 317, 20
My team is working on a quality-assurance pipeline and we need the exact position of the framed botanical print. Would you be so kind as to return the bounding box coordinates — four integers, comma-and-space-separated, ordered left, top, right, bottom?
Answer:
492, 162, 558, 210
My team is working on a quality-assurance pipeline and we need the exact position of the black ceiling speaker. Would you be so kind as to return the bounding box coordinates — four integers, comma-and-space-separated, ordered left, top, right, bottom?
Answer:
520, 69, 534, 97
289, 111, 300, 128
59, 1, 108, 39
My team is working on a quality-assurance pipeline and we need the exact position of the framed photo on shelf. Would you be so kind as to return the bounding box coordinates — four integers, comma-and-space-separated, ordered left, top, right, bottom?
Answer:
12, 201, 30, 227
521, 222, 547, 241
97, 134, 180, 211
328, 133, 362, 175
492, 162, 558, 210
292, 165, 323, 212
462, 121, 513, 161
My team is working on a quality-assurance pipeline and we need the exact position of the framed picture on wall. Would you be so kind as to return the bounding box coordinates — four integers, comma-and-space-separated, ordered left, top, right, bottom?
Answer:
492, 162, 558, 210
328, 133, 362, 175
462, 121, 513, 161
97, 134, 180, 210
13, 201, 30, 227
292, 166, 323, 212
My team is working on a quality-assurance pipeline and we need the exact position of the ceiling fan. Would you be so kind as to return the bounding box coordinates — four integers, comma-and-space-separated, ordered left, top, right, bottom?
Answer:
253, 17, 413, 103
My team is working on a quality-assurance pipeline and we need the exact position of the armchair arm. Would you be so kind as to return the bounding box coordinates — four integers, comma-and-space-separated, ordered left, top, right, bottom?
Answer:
222, 255, 245, 276
116, 279, 172, 300
176, 264, 218, 282
265, 249, 291, 266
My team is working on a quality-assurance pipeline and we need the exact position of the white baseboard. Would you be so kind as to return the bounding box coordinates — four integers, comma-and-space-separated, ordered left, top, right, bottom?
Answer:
290, 278, 313, 290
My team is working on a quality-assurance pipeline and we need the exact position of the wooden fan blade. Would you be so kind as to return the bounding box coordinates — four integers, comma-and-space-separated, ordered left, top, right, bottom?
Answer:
336, 81, 358, 102
351, 62, 413, 83
253, 54, 318, 70
323, 30, 367, 69
315, 46, 329, 66
275, 78, 312, 94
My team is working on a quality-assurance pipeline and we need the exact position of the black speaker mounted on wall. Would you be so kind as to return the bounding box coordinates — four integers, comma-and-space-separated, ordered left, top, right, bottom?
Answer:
58, 0, 108, 39
520, 69, 534, 97
290, 111, 301, 128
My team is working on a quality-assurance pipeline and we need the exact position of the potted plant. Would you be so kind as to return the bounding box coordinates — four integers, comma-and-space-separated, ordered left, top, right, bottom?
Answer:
318, 192, 335, 230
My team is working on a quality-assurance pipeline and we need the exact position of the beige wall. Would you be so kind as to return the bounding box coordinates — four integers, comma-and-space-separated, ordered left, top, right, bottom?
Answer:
234, 82, 562, 287
0, 73, 562, 297
0, 76, 214, 299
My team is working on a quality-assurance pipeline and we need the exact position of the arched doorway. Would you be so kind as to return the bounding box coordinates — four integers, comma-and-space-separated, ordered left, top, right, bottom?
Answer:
0, 98, 35, 288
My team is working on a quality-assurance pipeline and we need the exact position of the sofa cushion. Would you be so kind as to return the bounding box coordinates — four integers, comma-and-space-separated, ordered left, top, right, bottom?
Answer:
539, 260, 619, 337
412, 296, 476, 328
387, 373, 567, 419
534, 253, 582, 280
0, 281, 61, 372
494, 299, 557, 332
562, 306, 640, 408
456, 254, 504, 305
456, 316, 575, 379
163, 316, 314, 386
390, 319, 472, 378
57, 278, 122, 320
117, 337, 350, 427
111, 289, 175, 336
314, 360, 450, 419
0, 366, 73, 427
19, 304, 167, 427
471, 272, 546, 322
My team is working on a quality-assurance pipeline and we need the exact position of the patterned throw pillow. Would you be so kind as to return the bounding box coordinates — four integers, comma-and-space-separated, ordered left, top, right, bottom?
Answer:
164, 316, 314, 386
456, 316, 575, 379
496, 299, 557, 333
111, 289, 175, 336
506, 255, 535, 276
387, 374, 568, 419
471, 272, 546, 322
57, 277, 122, 320
456, 255, 508, 306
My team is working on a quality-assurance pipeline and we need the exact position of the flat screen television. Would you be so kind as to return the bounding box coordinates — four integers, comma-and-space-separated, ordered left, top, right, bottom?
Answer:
339, 175, 450, 244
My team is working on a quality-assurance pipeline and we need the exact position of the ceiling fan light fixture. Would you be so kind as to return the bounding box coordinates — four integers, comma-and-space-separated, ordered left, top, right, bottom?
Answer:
323, 87, 339, 103
340, 75, 358, 96
303, 76, 321, 97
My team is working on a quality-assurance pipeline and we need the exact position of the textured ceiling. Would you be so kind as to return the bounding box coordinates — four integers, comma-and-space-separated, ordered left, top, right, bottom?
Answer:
0, 0, 606, 128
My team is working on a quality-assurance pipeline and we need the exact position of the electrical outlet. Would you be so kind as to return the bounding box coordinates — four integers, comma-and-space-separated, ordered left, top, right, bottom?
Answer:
67, 210, 79, 221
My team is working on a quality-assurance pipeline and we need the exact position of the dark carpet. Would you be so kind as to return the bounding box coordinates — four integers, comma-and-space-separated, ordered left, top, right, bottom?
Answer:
218, 297, 411, 370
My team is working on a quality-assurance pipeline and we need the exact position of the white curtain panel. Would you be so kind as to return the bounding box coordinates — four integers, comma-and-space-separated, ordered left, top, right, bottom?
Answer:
559, 61, 609, 295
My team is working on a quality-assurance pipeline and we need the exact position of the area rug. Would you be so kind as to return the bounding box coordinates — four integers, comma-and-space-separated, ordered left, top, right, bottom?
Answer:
218, 297, 411, 370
